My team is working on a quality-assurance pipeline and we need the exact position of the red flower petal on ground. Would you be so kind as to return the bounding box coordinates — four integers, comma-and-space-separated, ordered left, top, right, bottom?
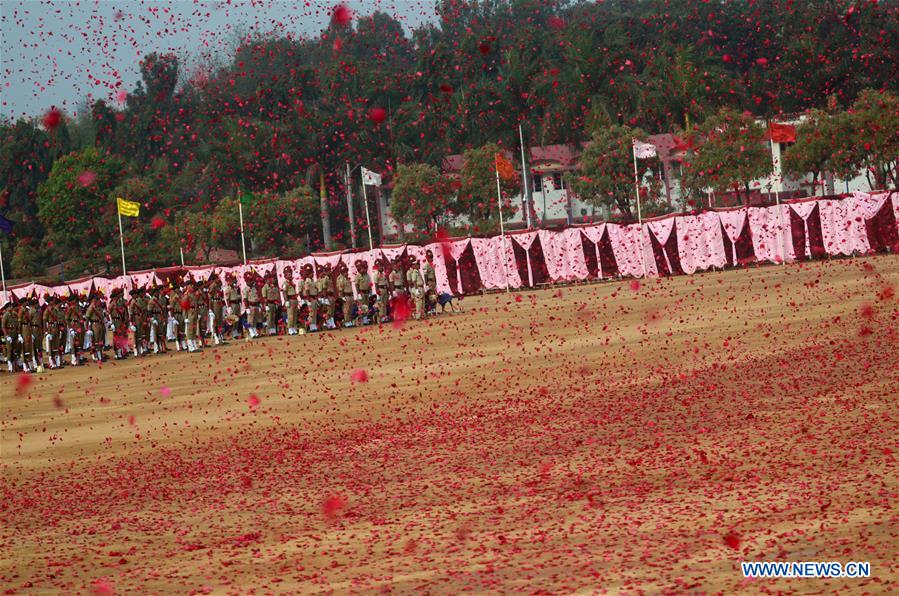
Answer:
723, 531, 741, 550
15, 373, 33, 394
323, 494, 347, 519
247, 394, 260, 409
350, 369, 369, 383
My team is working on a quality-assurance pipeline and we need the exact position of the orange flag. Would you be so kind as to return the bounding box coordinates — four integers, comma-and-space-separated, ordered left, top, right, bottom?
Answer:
494, 152, 516, 181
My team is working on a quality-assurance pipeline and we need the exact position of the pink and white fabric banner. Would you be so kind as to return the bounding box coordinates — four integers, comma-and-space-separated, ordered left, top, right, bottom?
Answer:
645, 217, 676, 275
580, 223, 607, 279
818, 199, 870, 256
718, 209, 748, 264
549, 228, 590, 281
607, 223, 649, 278
850, 191, 889, 220
676, 211, 727, 274
749, 205, 795, 264
789, 201, 819, 259
510, 232, 538, 287
471, 236, 521, 289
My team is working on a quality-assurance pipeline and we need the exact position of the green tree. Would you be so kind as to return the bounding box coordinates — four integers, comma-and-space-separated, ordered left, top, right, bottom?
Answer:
837, 89, 899, 190
783, 109, 843, 196
681, 108, 771, 206
36, 147, 130, 254
567, 124, 658, 219
457, 143, 521, 231
389, 163, 454, 235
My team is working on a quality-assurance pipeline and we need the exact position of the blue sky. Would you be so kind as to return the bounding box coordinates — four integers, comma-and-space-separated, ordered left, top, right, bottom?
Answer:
1, 0, 435, 120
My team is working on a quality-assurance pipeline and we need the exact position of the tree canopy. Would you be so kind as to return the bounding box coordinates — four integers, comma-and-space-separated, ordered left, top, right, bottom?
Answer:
1, 0, 896, 278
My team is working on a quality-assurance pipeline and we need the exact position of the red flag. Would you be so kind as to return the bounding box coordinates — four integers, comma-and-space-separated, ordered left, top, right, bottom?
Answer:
766, 122, 796, 143
494, 153, 516, 181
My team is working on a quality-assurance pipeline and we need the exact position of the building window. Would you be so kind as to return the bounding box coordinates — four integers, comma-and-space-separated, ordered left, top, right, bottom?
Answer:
532, 174, 542, 191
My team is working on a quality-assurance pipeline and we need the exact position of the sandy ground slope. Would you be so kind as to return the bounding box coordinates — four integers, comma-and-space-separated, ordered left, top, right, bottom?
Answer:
1, 255, 897, 594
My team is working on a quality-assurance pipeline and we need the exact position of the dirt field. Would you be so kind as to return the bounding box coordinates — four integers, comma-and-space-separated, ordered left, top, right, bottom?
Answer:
2, 255, 897, 594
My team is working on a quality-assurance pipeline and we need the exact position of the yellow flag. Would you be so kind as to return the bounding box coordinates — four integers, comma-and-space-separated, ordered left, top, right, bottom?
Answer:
116, 197, 140, 217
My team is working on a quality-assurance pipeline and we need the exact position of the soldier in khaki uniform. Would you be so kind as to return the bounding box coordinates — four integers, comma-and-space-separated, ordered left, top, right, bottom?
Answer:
209, 274, 225, 345
373, 261, 390, 323
183, 284, 200, 352
302, 266, 319, 332
406, 257, 426, 320
146, 287, 167, 353
317, 265, 336, 330
423, 251, 438, 316
354, 260, 373, 326
129, 288, 147, 356
389, 257, 405, 298
262, 273, 280, 335
66, 293, 86, 365
225, 274, 242, 340
110, 288, 130, 359
168, 286, 184, 350
84, 296, 107, 362
41, 295, 63, 369
335, 263, 354, 327
2, 303, 20, 372
18, 299, 37, 372
282, 267, 300, 335
241, 272, 261, 339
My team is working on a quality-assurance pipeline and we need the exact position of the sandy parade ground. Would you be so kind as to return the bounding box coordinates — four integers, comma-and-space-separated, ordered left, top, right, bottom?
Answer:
1, 255, 897, 594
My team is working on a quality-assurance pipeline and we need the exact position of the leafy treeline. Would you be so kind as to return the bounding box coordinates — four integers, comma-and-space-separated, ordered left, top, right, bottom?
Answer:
0, 0, 896, 278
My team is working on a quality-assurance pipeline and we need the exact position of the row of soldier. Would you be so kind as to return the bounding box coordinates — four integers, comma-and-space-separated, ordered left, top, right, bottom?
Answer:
1, 253, 440, 373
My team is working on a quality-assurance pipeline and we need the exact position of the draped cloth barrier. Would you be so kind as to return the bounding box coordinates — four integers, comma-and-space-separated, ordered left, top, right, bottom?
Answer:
3, 192, 896, 306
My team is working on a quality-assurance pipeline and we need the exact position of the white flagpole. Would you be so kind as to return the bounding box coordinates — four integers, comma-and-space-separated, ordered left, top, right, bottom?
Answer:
632, 139, 648, 277
518, 124, 531, 229
495, 158, 510, 293
238, 198, 248, 265
117, 207, 127, 275
769, 138, 786, 265
0, 242, 6, 304
346, 162, 357, 249
179, 246, 185, 267
361, 181, 374, 250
